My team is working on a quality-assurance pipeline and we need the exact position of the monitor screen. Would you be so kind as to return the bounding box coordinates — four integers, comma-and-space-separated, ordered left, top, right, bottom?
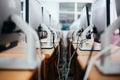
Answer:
79, 6, 90, 30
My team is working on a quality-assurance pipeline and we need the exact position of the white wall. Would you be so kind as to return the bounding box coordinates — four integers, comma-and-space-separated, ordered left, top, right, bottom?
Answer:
43, 2, 59, 24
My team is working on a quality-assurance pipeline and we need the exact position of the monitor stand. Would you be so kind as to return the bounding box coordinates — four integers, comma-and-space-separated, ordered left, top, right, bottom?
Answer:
95, 57, 120, 74
95, 46, 120, 74
40, 40, 53, 49
40, 45, 53, 49
79, 40, 101, 51
0, 33, 20, 52
39, 33, 53, 49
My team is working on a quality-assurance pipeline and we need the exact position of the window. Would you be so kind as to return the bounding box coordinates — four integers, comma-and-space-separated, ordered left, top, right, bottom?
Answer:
59, 3, 75, 12
60, 13, 74, 25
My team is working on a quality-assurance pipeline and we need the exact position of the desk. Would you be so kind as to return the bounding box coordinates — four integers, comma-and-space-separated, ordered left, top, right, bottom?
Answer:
72, 42, 120, 80
0, 70, 35, 80
0, 41, 59, 80
41, 42, 60, 80
0, 42, 36, 80
77, 56, 120, 80
0, 42, 27, 57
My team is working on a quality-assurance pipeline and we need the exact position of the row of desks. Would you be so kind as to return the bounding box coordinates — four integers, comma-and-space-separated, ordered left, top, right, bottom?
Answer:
1, 38, 120, 80
72, 39, 120, 80
0, 41, 59, 80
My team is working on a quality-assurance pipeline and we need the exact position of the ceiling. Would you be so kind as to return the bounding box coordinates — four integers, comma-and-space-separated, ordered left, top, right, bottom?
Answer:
40, 0, 94, 3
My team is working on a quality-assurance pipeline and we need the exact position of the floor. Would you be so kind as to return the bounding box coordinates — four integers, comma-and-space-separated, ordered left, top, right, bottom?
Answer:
56, 39, 74, 80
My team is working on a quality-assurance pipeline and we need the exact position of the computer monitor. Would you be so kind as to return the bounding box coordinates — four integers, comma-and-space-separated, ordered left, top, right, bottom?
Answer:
79, 6, 90, 30
29, 1, 53, 48
115, 0, 120, 35
0, 0, 21, 51
69, 6, 90, 43
110, 0, 120, 24
115, 0, 120, 17
110, 0, 120, 45
29, 1, 48, 39
29, 0, 42, 29
43, 9, 50, 26
91, 0, 110, 42
94, 0, 120, 75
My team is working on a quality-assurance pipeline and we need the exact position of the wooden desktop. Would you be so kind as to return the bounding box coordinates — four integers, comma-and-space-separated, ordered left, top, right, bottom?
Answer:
72, 39, 120, 80
0, 40, 60, 80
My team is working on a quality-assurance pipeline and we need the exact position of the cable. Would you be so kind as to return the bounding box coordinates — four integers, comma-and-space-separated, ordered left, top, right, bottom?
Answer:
52, 31, 56, 50
66, 29, 93, 80
69, 39, 72, 62
82, 40, 95, 79
36, 30, 43, 80
56, 44, 61, 80
85, 41, 95, 68
83, 45, 112, 80
71, 31, 74, 43
65, 35, 80, 80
